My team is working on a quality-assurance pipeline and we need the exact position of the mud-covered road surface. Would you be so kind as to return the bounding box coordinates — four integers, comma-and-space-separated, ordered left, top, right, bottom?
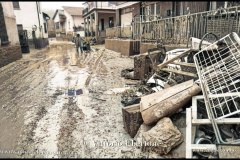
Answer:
0, 41, 164, 158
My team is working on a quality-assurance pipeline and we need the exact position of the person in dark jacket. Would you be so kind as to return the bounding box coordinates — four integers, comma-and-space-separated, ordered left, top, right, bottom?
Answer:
75, 34, 83, 54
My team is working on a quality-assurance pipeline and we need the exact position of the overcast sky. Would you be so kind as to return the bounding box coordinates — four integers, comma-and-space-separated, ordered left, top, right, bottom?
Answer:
41, 2, 84, 10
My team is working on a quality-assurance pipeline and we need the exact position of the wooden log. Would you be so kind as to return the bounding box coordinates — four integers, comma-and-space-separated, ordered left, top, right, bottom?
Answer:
122, 103, 143, 138
140, 80, 201, 125
160, 68, 198, 78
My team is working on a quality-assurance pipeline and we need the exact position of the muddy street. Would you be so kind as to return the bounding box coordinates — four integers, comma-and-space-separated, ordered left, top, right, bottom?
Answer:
0, 41, 158, 158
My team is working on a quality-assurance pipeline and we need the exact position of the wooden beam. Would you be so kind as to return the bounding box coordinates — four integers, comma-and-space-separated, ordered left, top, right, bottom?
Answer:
161, 68, 198, 78
192, 118, 240, 125
157, 49, 191, 70
186, 108, 193, 158
191, 144, 217, 152
171, 62, 196, 68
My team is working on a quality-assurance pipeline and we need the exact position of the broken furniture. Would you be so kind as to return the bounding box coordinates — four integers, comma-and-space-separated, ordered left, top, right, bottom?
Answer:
140, 80, 201, 125
134, 49, 164, 80
194, 32, 240, 144
186, 95, 240, 158
156, 48, 198, 83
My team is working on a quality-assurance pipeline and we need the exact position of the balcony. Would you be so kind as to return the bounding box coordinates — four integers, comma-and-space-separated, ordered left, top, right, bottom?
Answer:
82, 2, 116, 16
82, 8, 89, 16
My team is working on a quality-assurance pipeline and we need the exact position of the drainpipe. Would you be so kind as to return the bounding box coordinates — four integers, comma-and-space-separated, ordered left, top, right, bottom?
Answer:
36, 1, 41, 38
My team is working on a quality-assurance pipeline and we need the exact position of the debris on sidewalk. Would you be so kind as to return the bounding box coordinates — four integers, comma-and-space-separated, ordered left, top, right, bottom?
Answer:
104, 87, 131, 95
185, 32, 240, 158
140, 80, 201, 125
142, 117, 183, 155
122, 103, 143, 138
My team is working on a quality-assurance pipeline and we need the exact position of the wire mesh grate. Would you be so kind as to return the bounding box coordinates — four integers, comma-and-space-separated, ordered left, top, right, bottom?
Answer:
194, 32, 240, 119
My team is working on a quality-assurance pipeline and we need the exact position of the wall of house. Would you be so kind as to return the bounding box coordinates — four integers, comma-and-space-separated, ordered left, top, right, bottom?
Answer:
0, 45, 22, 68
53, 12, 66, 33
0, 2, 22, 67
47, 19, 56, 37
64, 10, 74, 33
14, 2, 48, 39
176, 2, 209, 16
1, 2, 20, 45
98, 13, 116, 30
73, 16, 84, 27
120, 12, 132, 26
158, 2, 173, 18
132, 3, 140, 17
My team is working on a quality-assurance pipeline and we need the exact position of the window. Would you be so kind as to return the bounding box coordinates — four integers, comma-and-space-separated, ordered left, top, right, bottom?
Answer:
101, 19, 104, 31
156, 3, 160, 15
55, 22, 60, 29
13, 2, 20, 9
167, 10, 171, 16
150, 4, 154, 15
109, 17, 114, 28
17, 24, 23, 31
44, 23, 47, 33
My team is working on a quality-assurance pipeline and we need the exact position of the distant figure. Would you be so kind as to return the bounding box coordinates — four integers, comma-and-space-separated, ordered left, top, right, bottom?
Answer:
75, 34, 83, 54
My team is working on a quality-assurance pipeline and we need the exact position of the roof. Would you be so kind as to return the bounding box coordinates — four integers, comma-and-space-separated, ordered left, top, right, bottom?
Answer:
42, 12, 50, 20
52, 9, 65, 20
43, 10, 55, 18
62, 6, 83, 16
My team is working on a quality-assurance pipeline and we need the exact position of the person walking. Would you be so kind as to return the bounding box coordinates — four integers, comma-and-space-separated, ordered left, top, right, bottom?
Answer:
75, 34, 83, 55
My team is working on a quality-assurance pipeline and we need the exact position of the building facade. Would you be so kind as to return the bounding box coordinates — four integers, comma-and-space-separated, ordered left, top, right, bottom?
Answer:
82, 1, 117, 43
0, 2, 22, 67
53, 9, 66, 37
62, 6, 84, 36
13, 1, 49, 49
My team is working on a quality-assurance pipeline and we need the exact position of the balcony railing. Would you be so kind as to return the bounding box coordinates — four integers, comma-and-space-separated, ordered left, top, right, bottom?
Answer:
82, 2, 116, 16
106, 26, 132, 39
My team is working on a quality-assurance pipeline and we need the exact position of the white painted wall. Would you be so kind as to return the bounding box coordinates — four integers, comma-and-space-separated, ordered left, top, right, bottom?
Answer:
64, 10, 73, 33
1, 2, 20, 45
73, 16, 84, 27
64, 10, 84, 34
120, 12, 132, 27
14, 2, 48, 39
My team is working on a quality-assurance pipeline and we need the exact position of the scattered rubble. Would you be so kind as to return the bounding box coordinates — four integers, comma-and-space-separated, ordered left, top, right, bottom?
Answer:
120, 32, 240, 158
142, 117, 183, 155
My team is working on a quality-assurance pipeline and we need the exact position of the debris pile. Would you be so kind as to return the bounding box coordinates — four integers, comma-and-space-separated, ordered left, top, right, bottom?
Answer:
120, 32, 240, 158
186, 32, 240, 158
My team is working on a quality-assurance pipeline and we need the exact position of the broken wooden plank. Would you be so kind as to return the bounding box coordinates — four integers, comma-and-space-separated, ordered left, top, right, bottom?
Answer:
186, 108, 193, 158
161, 68, 198, 78
192, 118, 240, 125
171, 61, 196, 68
157, 49, 191, 70
122, 103, 143, 138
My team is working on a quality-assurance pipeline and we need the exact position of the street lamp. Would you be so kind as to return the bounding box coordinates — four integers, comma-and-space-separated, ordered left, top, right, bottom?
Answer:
32, 25, 37, 31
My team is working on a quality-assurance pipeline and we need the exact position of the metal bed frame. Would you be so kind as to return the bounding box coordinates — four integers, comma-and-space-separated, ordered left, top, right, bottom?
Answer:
194, 32, 240, 144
